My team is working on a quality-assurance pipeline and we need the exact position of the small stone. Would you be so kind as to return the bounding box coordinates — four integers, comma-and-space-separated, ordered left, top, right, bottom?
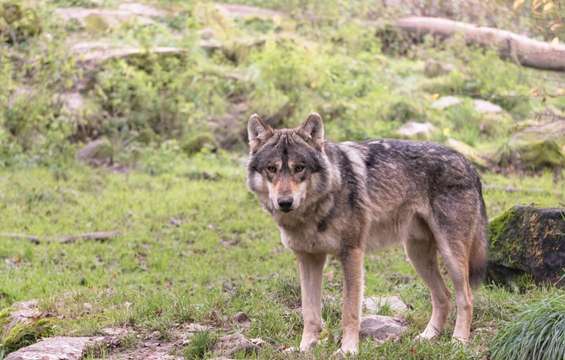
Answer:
360, 315, 408, 344
363, 295, 409, 314
431, 96, 462, 110
233, 312, 251, 328
213, 333, 264, 357
76, 138, 113, 167
424, 60, 455, 78
200, 28, 215, 40
83, 302, 93, 313
396, 121, 438, 139
473, 99, 503, 113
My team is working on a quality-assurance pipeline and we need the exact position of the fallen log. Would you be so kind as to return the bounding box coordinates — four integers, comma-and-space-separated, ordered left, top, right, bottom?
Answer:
395, 17, 565, 71
0, 231, 120, 244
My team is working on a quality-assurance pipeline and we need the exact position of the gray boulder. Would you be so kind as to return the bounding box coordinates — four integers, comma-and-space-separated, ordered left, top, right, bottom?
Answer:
5, 336, 105, 360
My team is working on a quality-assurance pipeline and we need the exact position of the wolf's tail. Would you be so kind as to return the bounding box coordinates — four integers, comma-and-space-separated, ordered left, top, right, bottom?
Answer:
469, 181, 488, 288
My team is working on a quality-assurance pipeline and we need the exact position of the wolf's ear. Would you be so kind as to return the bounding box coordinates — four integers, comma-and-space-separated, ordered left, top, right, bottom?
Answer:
299, 112, 324, 150
247, 114, 273, 153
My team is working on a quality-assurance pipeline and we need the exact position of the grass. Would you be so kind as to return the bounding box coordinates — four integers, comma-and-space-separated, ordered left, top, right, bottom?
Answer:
490, 295, 565, 360
1, 0, 564, 358
0, 152, 563, 358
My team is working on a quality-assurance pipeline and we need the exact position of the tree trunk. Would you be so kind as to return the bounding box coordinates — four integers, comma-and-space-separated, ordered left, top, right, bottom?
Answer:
395, 16, 565, 71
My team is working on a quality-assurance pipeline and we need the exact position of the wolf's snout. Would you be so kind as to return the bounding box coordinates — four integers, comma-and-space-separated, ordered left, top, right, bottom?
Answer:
277, 197, 294, 212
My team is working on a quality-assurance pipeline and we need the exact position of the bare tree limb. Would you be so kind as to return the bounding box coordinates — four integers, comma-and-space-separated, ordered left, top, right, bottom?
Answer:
395, 17, 565, 71
0, 231, 120, 244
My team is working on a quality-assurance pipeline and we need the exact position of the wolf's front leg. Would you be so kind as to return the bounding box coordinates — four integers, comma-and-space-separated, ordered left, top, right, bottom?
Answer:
295, 251, 327, 352
340, 247, 364, 354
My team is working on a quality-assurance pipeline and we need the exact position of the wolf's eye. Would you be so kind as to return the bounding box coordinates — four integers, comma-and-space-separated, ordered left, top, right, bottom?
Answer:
294, 165, 305, 173
266, 165, 277, 173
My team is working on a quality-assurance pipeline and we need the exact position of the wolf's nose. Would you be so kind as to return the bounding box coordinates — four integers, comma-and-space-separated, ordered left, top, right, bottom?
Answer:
277, 197, 293, 212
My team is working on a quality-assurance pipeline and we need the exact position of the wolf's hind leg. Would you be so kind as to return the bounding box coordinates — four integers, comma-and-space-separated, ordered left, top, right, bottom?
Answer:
405, 233, 451, 340
295, 252, 326, 352
433, 221, 475, 343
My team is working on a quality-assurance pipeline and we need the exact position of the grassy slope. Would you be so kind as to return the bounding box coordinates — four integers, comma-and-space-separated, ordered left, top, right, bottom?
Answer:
0, 153, 563, 359
1, 0, 564, 358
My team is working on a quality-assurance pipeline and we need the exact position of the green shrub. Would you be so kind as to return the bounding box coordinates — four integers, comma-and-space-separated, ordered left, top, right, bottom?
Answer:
490, 295, 565, 360
183, 331, 217, 360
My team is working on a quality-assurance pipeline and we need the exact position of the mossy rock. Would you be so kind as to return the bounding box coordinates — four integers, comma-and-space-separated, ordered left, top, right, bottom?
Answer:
496, 119, 565, 170
487, 206, 565, 287
0, 2, 41, 43
446, 138, 488, 170
0, 301, 53, 353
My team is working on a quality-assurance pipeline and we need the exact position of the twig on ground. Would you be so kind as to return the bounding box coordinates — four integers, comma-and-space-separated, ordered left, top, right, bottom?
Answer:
0, 231, 121, 244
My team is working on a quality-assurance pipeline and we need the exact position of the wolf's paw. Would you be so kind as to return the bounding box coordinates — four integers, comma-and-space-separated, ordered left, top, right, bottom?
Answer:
299, 337, 319, 352
332, 347, 358, 359
415, 325, 441, 341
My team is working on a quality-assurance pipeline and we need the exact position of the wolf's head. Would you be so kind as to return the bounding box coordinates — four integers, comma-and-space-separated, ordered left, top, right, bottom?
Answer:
246, 113, 332, 215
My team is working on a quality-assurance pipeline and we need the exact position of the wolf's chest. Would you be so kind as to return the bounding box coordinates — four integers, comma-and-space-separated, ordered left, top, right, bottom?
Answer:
279, 225, 341, 254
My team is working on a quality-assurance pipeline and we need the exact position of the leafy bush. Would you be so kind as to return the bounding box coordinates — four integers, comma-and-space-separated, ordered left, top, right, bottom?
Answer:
490, 294, 565, 360
92, 52, 234, 145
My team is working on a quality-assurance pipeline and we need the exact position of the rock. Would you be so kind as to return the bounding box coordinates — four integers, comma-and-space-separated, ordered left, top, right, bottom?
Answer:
1, 300, 53, 353
70, 42, 186, 66
76, 138, 113, 167
58, 92, 85, 114
487, 206, 565, 287
363, 296, 408, 314
424, 60, 454, 78
117, 3, 167, 17
214, 3, 285, 20
431, 96, 462, 110
496, 119, 565, 170
360, 315, 408, 344
232, 312, 251, 328
199, 27, 215, 40
446, 138, 489, 170
473, 99, 503, 114
5, 336, 106, 360
0, 2, 42, 43
212, 333, 264, 357
396, 121, 438, 140
54, 3, 167, 30
2, 300, 42, 330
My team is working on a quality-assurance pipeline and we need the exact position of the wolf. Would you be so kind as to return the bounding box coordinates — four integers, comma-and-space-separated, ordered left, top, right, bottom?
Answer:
246, 112, 487, 354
